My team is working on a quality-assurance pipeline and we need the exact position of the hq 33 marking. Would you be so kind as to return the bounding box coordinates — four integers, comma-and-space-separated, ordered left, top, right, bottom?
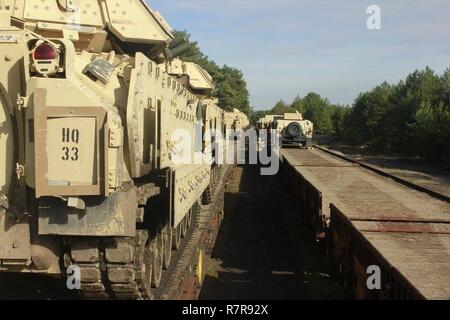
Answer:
61, 128, 80, 161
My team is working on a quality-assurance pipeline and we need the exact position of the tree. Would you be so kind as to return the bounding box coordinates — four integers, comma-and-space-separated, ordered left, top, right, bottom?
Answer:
331, 106, 350, 139
340, 66, 450, 160
271, 100, 294, 115
215, 65, 250, 113
290, 95, 305, 113
300, 93, 333, 133
172, 30, 250, 114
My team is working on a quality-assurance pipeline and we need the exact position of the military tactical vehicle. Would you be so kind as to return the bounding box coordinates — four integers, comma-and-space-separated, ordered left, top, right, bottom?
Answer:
224, 108, 250, 132
258, 114, 282, 129
167, 58, 229, 203
275, 113, 314, 148
0, 0, 226, 300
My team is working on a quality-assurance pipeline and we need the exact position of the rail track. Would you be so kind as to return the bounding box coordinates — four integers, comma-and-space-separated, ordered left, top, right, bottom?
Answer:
280, 146, 450, 300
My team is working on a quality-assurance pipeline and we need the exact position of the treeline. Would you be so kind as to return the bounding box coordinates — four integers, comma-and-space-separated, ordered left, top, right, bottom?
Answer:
173, 31, 250, 114
254, 67, 450, 161
343, 67, 450, 160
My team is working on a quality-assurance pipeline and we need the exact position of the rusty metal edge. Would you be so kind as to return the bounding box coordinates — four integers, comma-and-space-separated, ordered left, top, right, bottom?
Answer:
281, 155, 326, 237
330, 203, 427, 300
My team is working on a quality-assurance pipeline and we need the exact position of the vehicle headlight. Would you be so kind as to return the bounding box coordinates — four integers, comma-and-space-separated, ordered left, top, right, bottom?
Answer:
31, 41, 62, 77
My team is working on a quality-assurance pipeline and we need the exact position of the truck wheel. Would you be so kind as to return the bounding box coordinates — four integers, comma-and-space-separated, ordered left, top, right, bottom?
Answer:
286, 122, 302, 138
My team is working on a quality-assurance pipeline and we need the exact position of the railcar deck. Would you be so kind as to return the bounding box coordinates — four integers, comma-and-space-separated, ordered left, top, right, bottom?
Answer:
281, 147, 450, 300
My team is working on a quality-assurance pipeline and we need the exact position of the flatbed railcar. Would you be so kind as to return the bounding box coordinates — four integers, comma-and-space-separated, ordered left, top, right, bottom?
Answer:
280, 146, 450, 300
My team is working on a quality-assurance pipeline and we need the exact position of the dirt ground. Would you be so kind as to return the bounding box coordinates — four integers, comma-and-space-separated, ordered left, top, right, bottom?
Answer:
200, 165, 346, 300
324, 144, 450, 198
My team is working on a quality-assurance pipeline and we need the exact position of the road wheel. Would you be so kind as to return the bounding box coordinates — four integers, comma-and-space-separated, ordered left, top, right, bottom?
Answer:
180, 216, 187, 238
186, 208, 193, 229
135, 230, 153, 299
172, 224, 181, 250
162, 226, 172, 270
150, 231, 163, 288
202, 185, 212, 205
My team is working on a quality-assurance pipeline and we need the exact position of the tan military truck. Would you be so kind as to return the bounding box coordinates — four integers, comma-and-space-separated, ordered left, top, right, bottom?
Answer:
275, 113, 314, 148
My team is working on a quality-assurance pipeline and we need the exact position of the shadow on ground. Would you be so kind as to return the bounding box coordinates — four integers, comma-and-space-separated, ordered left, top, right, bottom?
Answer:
0, 273, 79, 300
200, 165, 347, 300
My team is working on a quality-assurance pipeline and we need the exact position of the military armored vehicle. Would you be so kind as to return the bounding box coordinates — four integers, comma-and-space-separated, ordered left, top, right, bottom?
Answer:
259, 114, 282, 129
224, 108, 250, 132
167, 58, 229, 203
275, 113, 314, 148
0, 0, 226, 300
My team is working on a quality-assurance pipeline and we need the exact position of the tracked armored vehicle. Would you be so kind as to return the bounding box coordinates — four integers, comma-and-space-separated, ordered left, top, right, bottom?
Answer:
0, 0, 226, 299
259, 114, 282, 129
224, 108, 250, 132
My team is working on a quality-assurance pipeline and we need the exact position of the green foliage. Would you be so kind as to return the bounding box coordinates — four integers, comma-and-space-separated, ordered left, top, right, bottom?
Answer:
215, 65, 250, 113
331, 105, 350, 140
300, 93, 334, 133
408, 102, 450, 159
344, 82, 394, 144
341, 67, 450, 160
173, 30, 250, 113
271, 100, 295, 115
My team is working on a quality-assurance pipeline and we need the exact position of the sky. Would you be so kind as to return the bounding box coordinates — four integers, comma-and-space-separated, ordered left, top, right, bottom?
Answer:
148, 0, 450, 110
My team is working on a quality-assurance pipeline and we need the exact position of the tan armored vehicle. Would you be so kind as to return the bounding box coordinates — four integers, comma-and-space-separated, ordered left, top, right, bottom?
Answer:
224, 108, 249, 132
168, 58, 228, 201
0, 0, 223, 299
275, 113, 314, 148
259, 114, 282, 129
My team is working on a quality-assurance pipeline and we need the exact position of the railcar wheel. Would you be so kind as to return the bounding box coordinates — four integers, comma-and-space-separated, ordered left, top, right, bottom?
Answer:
150, 232, 163, 288
162, 226, 172, 269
